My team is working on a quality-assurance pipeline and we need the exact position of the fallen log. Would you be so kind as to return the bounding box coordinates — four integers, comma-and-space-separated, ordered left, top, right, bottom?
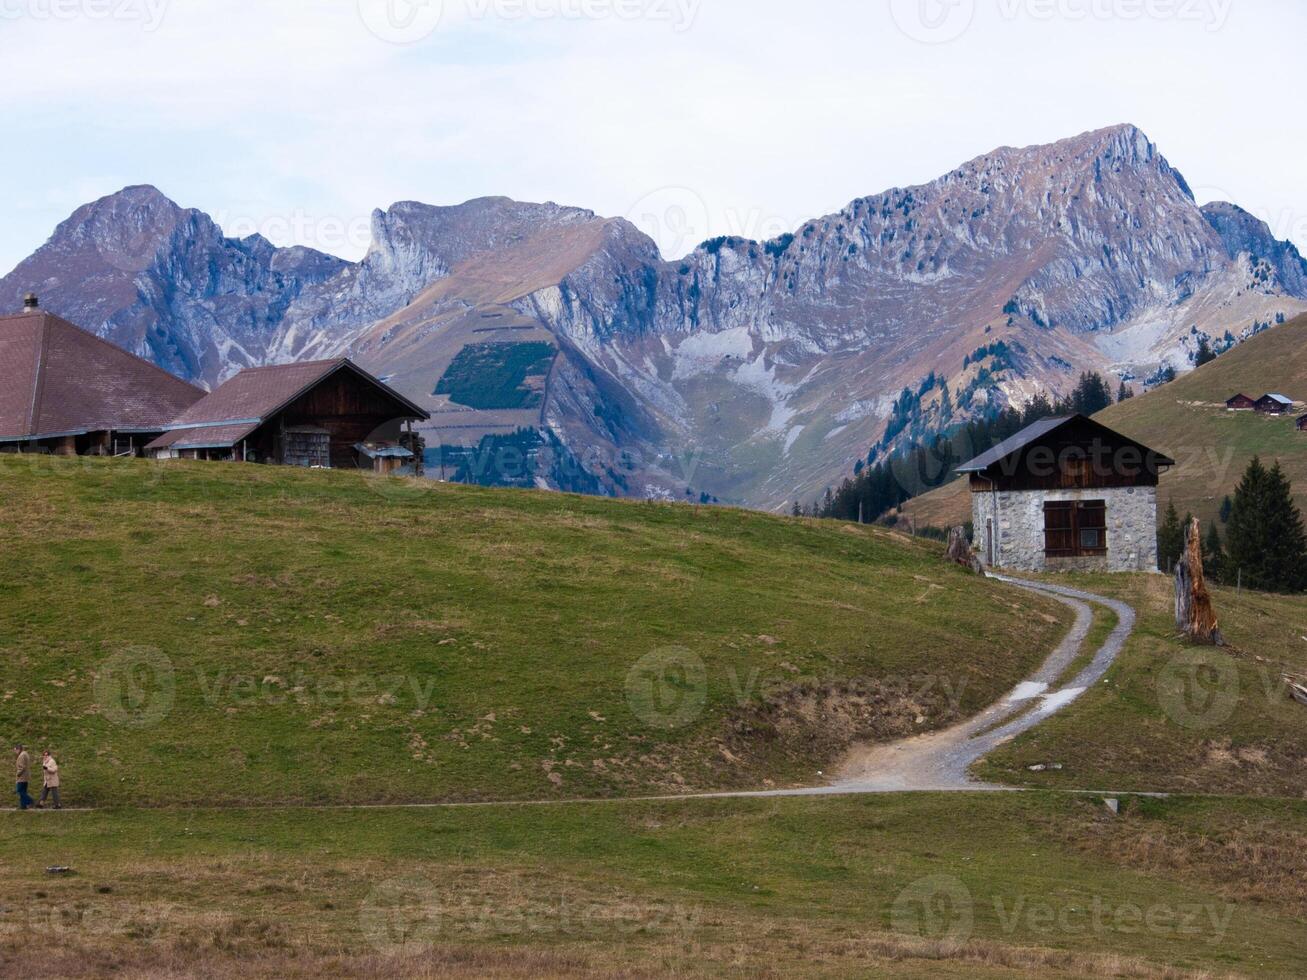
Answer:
1174, 517, 1224, 646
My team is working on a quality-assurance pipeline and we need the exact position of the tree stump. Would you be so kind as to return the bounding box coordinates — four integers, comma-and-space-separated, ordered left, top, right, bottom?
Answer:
1175, 517, 1224, 645
946, 526, 983, 574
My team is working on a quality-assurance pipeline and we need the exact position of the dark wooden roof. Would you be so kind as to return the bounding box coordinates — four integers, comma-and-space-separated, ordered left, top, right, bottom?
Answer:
956, 416, 1072, 473
0, 310, 204, 441
957, 414, 1175, 476
147, 358, 429, 451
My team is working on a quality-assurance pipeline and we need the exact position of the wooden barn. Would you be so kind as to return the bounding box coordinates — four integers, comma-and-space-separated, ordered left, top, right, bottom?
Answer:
958, 415, 1174, 573
1255, 393, 1295, 415
1298, 415, 1307, 433
147, 359, 429, 472
1225, 393, 1257, 411
0, 295, 205, 456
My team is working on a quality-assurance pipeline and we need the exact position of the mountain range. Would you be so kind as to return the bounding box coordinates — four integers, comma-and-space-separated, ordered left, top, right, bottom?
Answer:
4, 124, 1305, 509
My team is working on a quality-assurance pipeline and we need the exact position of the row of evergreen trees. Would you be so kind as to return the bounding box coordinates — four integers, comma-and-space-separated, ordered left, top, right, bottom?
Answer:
1157, 457, 1307, 594
803, 372, 1123, 523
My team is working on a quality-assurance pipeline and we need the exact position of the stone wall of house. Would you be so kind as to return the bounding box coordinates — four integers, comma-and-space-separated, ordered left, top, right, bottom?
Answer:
971, 485, 1158, 573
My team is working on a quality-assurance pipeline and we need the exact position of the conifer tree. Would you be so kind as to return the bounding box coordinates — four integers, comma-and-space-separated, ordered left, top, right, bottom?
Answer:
1156, 501, 1184, 573
1202, 521, 1226, 584
1226, 457, 1307, 593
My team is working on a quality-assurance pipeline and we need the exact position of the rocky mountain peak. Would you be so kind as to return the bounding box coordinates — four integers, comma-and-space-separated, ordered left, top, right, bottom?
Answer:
3, 127, 1303, 508
1201, 201, 1307, 297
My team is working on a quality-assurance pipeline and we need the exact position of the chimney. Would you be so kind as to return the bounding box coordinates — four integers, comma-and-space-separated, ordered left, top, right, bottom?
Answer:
22, 293, 39, 312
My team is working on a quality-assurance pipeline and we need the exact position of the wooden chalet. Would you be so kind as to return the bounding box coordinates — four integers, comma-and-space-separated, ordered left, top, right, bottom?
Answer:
1225, 393, 1257, 411
957, 415, 1174, 573
0, 295, 205, 456
1297, 415, 1307, 433
147, 359, 429, 472
1255, 393, 1295, 415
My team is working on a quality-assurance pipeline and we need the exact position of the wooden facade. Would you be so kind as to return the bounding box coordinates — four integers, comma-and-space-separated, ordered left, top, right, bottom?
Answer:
258, 370, 415, 469
148, 359, 429, 472
1255, 394, 1294, 415
1298, 415, 1307, 432
963, 415, 1171, 495
1225, 393, 1257, 411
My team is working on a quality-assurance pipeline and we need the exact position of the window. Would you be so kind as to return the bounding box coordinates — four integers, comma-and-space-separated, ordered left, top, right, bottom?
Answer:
1044, 500, 1107, 557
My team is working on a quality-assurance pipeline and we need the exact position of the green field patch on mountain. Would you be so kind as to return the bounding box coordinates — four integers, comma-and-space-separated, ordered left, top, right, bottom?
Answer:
434, 341, 556, 410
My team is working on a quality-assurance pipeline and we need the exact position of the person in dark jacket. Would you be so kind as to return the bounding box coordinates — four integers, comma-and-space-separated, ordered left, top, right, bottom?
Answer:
14, 744, 33, 810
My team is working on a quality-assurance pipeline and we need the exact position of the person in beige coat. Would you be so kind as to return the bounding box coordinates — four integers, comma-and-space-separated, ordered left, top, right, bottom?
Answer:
37, 751, 60, 810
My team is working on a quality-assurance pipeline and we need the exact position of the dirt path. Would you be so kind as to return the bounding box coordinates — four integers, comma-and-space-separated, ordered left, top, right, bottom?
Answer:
820, 575, 1135, 792
678, 574, 1136, 800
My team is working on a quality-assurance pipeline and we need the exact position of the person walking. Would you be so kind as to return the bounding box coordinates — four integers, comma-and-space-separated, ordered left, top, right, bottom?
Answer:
14, 744, 33, 810
37, 751, 61, 810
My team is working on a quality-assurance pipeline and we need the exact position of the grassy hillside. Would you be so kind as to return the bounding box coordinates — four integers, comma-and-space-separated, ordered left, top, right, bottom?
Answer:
977, 571, 1307, 797
901, 314, 1307, 529
0, 454, 1068, 807
1098, 316, 1307, 524
5, 793, 1306, 978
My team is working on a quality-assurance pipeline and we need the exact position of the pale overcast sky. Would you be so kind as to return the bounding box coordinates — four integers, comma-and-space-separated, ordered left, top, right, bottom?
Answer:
1, 0, 1304, 272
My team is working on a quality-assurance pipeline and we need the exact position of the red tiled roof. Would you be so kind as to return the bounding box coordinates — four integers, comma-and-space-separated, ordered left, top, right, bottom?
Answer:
147, 359, 429, 451
0, 310, 205, 441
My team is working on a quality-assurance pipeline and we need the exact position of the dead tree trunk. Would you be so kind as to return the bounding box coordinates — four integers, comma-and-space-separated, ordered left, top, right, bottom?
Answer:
1174, 517, 1224, 646
945, 526, 983, 574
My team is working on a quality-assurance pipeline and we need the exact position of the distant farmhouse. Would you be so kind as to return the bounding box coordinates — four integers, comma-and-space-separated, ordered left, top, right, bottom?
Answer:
1255, 393, 1296, 415
0, 295, 204, 456
959, 415, 1174, 573
147, 360, 430, 471
1, 296, 429, 474
1225, 393, 1257, 411
1298, 414, 1307, 433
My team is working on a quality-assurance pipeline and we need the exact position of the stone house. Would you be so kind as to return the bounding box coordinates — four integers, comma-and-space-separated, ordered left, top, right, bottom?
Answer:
959, 415, 1174, 573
